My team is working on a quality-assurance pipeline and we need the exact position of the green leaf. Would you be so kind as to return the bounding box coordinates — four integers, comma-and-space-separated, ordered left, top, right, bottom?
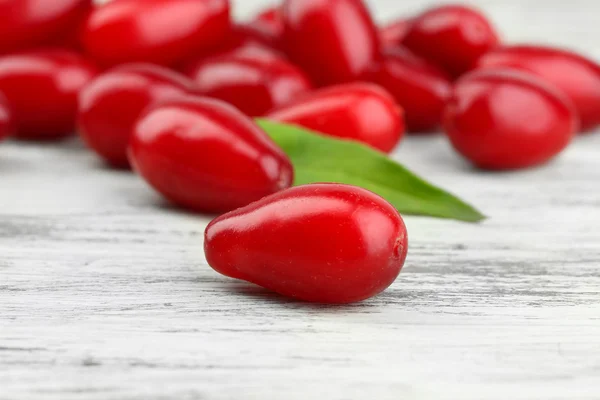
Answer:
256, 119, 485, 223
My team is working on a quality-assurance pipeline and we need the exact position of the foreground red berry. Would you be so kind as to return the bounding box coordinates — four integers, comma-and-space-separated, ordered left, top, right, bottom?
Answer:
78, 64, 195, 168
474, 45, 600, 132
266, 83, 404, 153
0, 0, 91, 54
130, 97, 294, 213
0, 93, 14, 141
0, 49, 98, 140
379, 18, 413, 48
184, 49, 312, 117
444, 69, 578, 170
283, 0, 380, 86
376, 47, 452, 133
205, 183, 408, 304
403, 5, 499, 78
82, 0, 230, 67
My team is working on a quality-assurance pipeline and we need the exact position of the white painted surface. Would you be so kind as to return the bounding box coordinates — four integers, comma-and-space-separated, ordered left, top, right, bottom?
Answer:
2, 1, 600, 399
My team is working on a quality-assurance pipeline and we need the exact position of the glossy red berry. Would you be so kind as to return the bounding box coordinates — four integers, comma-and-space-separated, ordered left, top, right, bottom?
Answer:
220, 24, 282, 54
379, 18, 412, 48
82, 0, 231, 67
403, 5, 499, 78
0, 49, 98, 140
204, 41, 285, 61
0, 0, 91, 54
184, 49, 312, 117
376, 47, 452, 133
129, 96, 294, 213
283, 0, 380, 86
444, 69, 578, 170
78, 64, 195, 168
205, 183, 408, 304
266, 83, 404, 153
474, 45, 600, 132
56, 6, 91, 52
253, 6, 283, 34
0, 93, 14, 141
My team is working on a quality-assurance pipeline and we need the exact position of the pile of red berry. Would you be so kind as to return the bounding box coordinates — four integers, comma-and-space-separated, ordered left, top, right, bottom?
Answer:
1, 0, 597, 303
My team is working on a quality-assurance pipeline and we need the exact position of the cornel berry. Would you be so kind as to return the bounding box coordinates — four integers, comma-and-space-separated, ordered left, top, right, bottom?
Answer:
184, 48, 312, 117
379, 18, 413, 48
78, 63, 196, 168
219, 24, 283, 55
252, 6, 283, 35
283, 0, 380, 86
0, 93, 13, 141
0, 49, 98, 140
82, 0, 231, 67
474, 45, 600, 132
129, 96, 294, 213
204, 183, 409, 304
203, 41, 285, 63
266, 83, 404, 153
444, 69, 578, 170
403, 5, 500, 78
0, 0, 91, 54
376, 47, 452, 133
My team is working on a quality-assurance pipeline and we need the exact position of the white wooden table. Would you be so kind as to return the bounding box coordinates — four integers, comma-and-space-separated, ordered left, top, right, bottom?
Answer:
2, 1, 600, 399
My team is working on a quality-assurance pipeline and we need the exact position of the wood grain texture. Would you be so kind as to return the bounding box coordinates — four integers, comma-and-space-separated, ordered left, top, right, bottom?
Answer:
2, 1, 600, 399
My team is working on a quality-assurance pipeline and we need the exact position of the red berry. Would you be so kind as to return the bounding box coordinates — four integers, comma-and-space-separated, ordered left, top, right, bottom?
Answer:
56, 6, 92, 52
376, 47, 452, 133
266, 83, 404, 153
221, 24, 282, 54
283, 0, 380, 86
190, 23, 284, 61
129, 96, 294, 213
474, 45, 600, 132
379, 18, 413, 48
203, 42, 285, 61
0, 0, 91, 54
0, 49, 98, 140
0, 93, 14, 141
205, 183, 408, 304
184, 49, 312, 117
82, 0, 231, 67
444, 69, 578, 170
78, 64, 195, 168
252, 6, 283, 34
403, 5, 499, 78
